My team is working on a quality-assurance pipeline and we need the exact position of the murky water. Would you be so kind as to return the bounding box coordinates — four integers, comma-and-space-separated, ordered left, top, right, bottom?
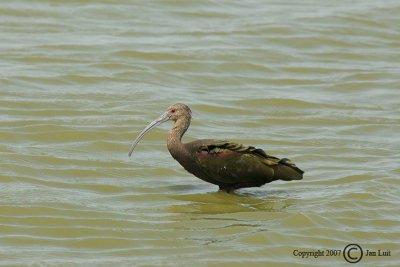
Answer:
1, 0, 400, 266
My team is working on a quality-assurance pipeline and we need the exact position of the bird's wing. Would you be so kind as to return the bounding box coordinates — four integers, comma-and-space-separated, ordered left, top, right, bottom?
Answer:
194, 140, 303, 184
199, 140, 302, 169
197, 140, 278, 163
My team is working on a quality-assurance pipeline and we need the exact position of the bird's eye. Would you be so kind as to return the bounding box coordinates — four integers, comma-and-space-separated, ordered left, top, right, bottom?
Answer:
171, 109, 176, 113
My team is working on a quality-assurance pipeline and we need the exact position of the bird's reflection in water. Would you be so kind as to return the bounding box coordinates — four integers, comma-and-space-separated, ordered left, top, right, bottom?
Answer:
167, 186, 296, 215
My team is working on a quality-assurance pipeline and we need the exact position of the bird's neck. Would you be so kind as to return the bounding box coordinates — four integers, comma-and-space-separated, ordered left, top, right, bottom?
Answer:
167, 117, 191, 162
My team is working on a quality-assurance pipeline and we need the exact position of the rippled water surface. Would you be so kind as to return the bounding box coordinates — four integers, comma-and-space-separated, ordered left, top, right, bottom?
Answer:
1, 0, 400, 266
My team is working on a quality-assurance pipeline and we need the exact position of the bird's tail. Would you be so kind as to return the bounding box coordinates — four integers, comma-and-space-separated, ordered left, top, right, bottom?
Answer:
275, 158, 304, 181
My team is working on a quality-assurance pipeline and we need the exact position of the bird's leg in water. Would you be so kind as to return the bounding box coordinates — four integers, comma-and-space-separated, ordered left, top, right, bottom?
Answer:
218, 185, 236, 193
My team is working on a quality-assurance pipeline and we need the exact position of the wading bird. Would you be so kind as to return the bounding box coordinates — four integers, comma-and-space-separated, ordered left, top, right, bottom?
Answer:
129, 103, 303, 192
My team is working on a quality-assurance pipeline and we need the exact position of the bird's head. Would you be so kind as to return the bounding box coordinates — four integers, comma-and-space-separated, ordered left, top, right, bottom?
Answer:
128, 103, 191, 157
166, 103, 192, 121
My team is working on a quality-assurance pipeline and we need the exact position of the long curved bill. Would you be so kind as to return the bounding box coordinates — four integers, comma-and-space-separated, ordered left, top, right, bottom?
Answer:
128, 111, 170, 157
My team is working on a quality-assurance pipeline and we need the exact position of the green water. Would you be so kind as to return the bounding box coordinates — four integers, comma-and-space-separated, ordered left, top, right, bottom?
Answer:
1, 1, 399, 266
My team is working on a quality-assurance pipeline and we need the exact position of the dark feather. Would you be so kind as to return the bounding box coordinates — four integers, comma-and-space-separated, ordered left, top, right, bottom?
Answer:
178, 140, 304, 191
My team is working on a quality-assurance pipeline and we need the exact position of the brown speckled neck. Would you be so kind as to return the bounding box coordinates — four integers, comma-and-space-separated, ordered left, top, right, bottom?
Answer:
167, 115, 191, 163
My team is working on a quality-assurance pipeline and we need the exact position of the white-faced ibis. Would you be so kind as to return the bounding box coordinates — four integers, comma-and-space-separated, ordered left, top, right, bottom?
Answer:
129, 103, 304, 192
